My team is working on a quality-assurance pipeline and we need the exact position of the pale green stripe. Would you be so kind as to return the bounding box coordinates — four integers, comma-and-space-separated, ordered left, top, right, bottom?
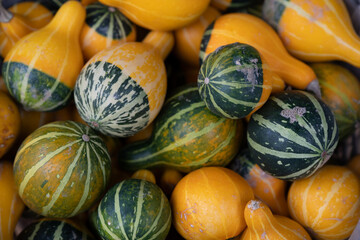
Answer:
132, 181, 145, 240
19, 139, 82, 197
98, 199, 121, 240
28, 221, 42, 240
40, 123, 82, 135
42, 143, 85, 216
210, 63, 261, 79
106, 12, 114, 47
148, 212, 171, 240
86, 9, 104, 18
202, 79, 265, 89
206, 85, 233, 118
53, 221, 65, 239
69, 121, 85, 134
114, 12, 127, 40
164, 87, 197, 104
39, 90, 72, 111
206, 45, 237, 77
89, 140, 111, 162
92, 12, 110, 35
89, 142, 107, 188
114, 181, 129, 240
138, 195, 164, 240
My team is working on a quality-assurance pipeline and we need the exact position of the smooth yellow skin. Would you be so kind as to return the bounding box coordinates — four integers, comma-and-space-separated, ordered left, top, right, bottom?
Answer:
99, 0, 211, 31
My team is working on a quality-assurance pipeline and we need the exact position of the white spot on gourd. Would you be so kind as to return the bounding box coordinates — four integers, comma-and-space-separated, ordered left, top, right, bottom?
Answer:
204, 77, 209, 84
280, 106, 306, 123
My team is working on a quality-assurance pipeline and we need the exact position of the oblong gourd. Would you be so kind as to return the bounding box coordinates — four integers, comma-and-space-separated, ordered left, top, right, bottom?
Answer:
2, 1, 85, 111
240, 200, 311, 240
118, 85, 243, 172
75, 31, 174, 137
262, 0, 360, 67
80, 2, 136, 60
99, 0, 211, 31
199, 13, 320, 96
247, 90, 339, 180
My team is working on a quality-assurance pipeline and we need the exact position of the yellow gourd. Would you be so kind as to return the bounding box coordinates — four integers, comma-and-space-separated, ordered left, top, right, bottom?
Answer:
263, 0, 360, 67
131, 169, 156, 184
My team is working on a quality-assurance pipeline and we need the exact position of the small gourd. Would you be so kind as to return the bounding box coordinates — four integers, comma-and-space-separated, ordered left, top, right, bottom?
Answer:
240, 200, 311, 240
2, 1, 85, 111
131, 169, 156, 184
159, 168, 183, 197
262, 0, 360, 67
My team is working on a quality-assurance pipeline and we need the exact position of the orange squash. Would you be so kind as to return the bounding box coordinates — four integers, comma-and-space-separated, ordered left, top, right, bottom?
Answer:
131, 169, 156, 184
171, 167, 254, 240
159, 168, 183, 197
240, 200, 311, 240
263, 0, 360, 67
0, 161, 25, 240
288, 165, 360, 240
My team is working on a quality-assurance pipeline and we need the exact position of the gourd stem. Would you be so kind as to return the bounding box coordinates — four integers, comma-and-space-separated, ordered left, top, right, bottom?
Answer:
142, 31, 175, 60
0, 2, 13, 23
306, 79, 322, 98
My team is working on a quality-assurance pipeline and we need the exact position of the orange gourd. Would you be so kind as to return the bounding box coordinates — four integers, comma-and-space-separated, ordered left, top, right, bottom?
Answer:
131, 169, 156, 184
99, 0, 211, 31
288, 165, 360, 240
171, 167, 254, 239
240, 200, 311, 240
159, 168, 183, 197
263, 0, 360, 67
0, 161, 25, 240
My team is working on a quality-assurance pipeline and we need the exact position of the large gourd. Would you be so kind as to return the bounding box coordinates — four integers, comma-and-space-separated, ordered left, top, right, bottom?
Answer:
2, 1, 85, 111
262, 0, 360, 67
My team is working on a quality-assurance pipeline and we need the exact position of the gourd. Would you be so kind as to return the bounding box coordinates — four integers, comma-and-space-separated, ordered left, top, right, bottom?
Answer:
262, 0, 360, 67
0, 161, 25, 240
13, 121, 111, 218
0, 90, 20, 158
131, 169, 156, 184
240, 200, 311, 240
288, 165, 360, 240
0, 2, 52, 58
159, 168, 183, 197
99, 0, 211, 31
199, 13, 321, 96
80, 2, 136, 61
125, 122, 154, 144
118, 85, 243, 173
2, 1, 85, 111
211, 0, 255, 12
92, 178, 172, 240
74, 31, 174, 138
347, 154, 360, 177
171, 167, 255, 240
228, 149, 289, 216
247, 90, 339, 180
311, 63, 360, 140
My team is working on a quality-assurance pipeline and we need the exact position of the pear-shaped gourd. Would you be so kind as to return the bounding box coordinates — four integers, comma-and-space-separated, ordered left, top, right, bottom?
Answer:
2, 1, 85, 111
99, 0, 211, 31
262, 0, 360, 67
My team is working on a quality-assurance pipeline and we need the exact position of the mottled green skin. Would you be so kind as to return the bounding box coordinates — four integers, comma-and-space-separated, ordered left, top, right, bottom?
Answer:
17, 219, 95, 240
198, 42, 264, 119
93, 179, 171, 240
262, 0, 289, 29
2, 62, 72, 111
118, 85, 243, 172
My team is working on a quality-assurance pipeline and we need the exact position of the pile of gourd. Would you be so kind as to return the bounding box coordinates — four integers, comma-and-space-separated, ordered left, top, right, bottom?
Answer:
0, 0, 360, 239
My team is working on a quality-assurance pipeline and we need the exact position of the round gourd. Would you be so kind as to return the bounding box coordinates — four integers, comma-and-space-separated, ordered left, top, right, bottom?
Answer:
171, 167, 255, 240
13, 120, 111, 218
131, 169, 156, 184
80, 2, 136, 60
92, 178, 171, 240
198, 42, 273, 119
247, 90, 339, 180
288, 165, 360, 240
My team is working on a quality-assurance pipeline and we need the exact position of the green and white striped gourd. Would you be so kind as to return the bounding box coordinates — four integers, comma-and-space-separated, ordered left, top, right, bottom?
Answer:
247, 90, 339, 180
92, 178, 171, 240
13, 120, 111, 218
118, 84, 243, 172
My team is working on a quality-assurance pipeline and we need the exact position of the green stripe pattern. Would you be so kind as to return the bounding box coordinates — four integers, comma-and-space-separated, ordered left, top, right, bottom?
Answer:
247, 90, 339, 180
198, 42, 265, 119
199, 21, 215, 65
93, 179, 171, 240
118, 85, 242, 172
17, 219, 95, 240
13, 121, 111, 218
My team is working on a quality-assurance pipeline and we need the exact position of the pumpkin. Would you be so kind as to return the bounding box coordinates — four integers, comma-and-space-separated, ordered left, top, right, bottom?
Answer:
74, 31, 174, 137
99, 0, 211, 31
171, 167, 255, 239
0, 90, 20, 158
199, 13, 320, 96
131, 169, 156, 184
288, 165, 360, 240
0, 161, 25, 240
92, 178, 172, 240
262, 0, 360, 67
240, 200, 311, 240
80, 2, 136, 61
118, 85, 243, 172
2, 1, 85, 111
13, 120, 112, 218
247, 90, 339, 180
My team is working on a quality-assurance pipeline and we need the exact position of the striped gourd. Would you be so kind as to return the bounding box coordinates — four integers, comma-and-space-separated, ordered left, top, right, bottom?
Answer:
118, 85, 243, 172
198, 42, 272, 119
262, 0, 360, 67
210, 0, 255, 12
17, 219, 95, 240
13, 120, 111, 218
247, 90, 339, 180
74, 31, 174, 138
80, 2, 136, 60
288, 165, 360, 240
311, 63, 360, 140
2, 1, 85, 112
92, 178, 171, 240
